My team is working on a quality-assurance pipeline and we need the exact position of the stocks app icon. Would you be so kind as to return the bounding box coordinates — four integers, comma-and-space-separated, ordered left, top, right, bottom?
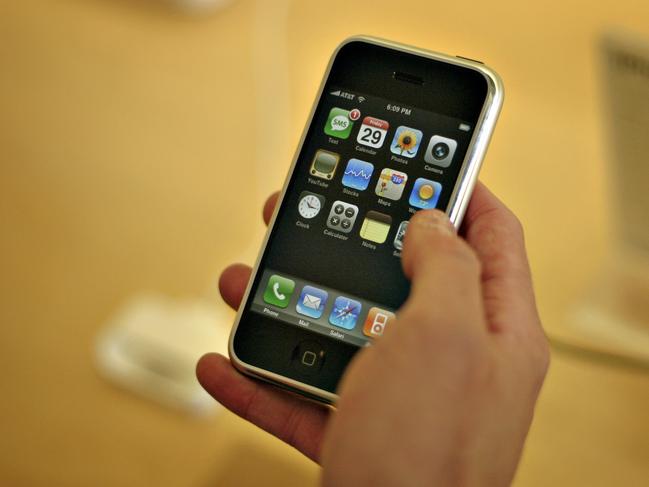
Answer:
342, 159, 374, 191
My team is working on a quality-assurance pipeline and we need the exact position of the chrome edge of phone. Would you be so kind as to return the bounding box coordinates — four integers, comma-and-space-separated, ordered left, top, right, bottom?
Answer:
228, 35, 504, 405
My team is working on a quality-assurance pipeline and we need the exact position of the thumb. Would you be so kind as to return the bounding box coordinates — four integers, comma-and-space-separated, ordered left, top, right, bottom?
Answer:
400, 209, 485, 330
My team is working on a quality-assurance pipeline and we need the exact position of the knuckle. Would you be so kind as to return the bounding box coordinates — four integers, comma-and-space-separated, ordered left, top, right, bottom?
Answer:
517, 332, 550, 391
474, 206, 526, 250
504, 208, 525, 240
532, 336, 551, 383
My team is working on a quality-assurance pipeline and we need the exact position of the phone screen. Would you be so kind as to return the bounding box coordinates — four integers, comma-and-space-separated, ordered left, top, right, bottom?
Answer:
233, 40, 492, 392
248, 89, 477, 346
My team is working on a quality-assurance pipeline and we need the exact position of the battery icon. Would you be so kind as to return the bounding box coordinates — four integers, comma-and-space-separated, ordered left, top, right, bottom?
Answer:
459, 123, 471, 132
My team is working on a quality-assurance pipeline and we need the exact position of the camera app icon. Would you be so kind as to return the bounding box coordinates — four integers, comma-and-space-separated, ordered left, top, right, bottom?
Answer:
424, 135, 457, 168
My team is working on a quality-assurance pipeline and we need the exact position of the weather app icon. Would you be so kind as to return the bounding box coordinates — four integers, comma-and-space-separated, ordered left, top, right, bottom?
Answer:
342, 159, 374, 191
409, 178, 442, 209
329, 296, 362, 330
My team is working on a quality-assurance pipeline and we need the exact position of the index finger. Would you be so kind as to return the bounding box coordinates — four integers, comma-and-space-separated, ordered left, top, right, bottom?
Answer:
462, 182, 541, 335
263, 192, 280, 226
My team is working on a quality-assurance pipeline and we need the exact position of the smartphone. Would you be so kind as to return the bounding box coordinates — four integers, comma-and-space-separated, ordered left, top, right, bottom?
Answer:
229, 36, 503, 404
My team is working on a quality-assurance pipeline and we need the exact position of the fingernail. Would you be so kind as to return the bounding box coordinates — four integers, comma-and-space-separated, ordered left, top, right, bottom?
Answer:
412, 209, 454, 235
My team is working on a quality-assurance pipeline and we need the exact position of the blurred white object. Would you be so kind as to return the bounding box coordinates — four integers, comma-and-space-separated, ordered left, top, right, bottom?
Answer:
95, 294, 231, 414
601, 29, 649, 254
164, 0, 233, 14
558, 29, 649, 367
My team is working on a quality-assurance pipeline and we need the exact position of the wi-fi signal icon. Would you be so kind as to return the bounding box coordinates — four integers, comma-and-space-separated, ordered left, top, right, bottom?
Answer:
358, 96, 366, 103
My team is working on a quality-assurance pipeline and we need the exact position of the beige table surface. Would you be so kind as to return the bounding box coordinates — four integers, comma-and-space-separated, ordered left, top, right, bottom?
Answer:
2, 1, 649, 486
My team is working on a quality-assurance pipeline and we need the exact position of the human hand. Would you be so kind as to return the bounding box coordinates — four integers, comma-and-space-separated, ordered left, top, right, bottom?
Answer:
196, 183, 549, 486
197, 193, 329, 462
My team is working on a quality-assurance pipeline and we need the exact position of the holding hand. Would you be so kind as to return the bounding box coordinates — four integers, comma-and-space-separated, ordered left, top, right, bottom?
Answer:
197, 183, 549, 486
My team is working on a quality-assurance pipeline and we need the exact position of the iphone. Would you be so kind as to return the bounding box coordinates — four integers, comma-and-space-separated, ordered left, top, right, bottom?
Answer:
229, 37, 503, 403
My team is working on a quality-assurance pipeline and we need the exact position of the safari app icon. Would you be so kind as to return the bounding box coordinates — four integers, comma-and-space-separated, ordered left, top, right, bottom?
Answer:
329, 296, 362, 330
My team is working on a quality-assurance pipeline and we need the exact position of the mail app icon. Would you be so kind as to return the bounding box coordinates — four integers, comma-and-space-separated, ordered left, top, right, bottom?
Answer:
302, 294, 321, 310
296, 285, 328, 319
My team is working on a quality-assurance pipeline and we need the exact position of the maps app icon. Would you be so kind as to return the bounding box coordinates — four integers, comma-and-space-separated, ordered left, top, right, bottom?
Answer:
375, 168, 408, 201
391, 172, 406, 184
342, 159, 374, 191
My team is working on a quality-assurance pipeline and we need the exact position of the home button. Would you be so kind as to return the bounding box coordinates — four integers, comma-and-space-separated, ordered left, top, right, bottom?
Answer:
290, 340, 325, 372
301, 350, 317, 366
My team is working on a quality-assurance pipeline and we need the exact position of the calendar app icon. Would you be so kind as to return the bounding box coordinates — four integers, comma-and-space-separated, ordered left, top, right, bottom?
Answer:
356, 116, 389, 149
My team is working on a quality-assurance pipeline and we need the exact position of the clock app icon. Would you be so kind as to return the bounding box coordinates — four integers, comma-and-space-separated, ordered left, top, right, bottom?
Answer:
298, 191, 325, 219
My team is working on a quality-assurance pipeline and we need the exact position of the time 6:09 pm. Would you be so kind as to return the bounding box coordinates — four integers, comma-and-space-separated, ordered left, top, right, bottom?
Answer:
386, 104, 412, 115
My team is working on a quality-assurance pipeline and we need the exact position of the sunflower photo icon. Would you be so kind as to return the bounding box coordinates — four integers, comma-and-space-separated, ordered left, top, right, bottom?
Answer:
390, 126, 423, 158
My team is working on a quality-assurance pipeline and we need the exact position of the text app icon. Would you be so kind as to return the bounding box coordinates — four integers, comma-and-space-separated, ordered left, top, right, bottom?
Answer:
327, 200, 358, 233
310, 149, 340, 179
393, 221, 409, 250
298, 191, 325, 219
390, 126, 423, 158
296, 285, 328, 319
356, 116, 389, 148
342, 159, 374, 191
329, 296, 362, 330
325, 108, 354, 139
375, 168, 408, 200
424, 135, 457, 167
263, 275, 295, 308
409, 178, 442, 209
360, 211, 392, 244
363, 307, 395, 337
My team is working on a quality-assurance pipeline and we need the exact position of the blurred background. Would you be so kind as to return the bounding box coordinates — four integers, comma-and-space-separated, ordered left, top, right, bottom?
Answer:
2, 0, 649, 485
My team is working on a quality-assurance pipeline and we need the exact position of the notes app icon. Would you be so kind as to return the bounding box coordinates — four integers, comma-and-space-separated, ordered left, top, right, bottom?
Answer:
360, 211, 392, 244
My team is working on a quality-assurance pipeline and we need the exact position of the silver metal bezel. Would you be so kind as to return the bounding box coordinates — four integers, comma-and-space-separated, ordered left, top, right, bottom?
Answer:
228, 35, 504, 405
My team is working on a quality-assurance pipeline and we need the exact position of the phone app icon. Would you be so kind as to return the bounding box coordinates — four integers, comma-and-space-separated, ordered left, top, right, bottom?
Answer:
263, 275, 295, 309
360, 211, 392, 244
390, 126, 423, 158
324, 107, 354, 139
327, 200, 358, 233
375, 168, 408, 200
296, 285, 328, 319
424, 135, 457, 167
356, 116, 389, 148
310, 149, 340, 180
342, 159, 374, 191
393, 221, 409, 250
329, 296, 362, 330
298, 191, 325, 219
409, 178, 442, 209
363, 307, 395, 337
